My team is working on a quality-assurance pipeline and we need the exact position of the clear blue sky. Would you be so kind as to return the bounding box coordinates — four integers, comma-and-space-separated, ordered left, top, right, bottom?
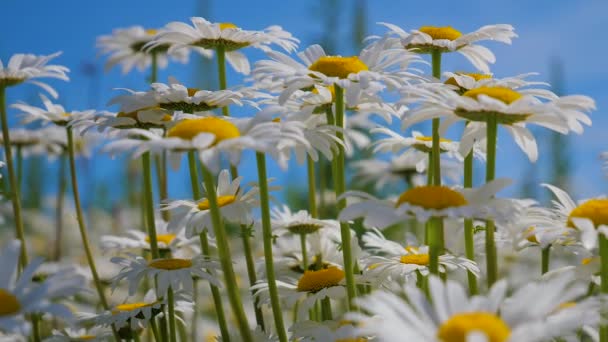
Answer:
1, 0, 606, 206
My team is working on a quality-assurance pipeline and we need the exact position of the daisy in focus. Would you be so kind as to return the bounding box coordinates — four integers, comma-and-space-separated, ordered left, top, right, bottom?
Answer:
148, 17, 299, 74
379, 23, 517, 72
0, 52, 69, 97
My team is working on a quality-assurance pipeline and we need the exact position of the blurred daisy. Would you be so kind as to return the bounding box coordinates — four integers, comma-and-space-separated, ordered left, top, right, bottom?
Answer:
97, 26, 200, 74
271, 205, 335, 237
340, 179, 514, 228
291, 320, 362, 342
0, 127, 64, 158
0, 52, 69, 98
12, 94, 95, 126
163, 169, 258, 238
149, 17, 299, 74
215, 327, 278, 342
0, 240, 85, 335
350, 273, 589, 341
44, 327, 112, 342
111, 254, 221, 296
360, 229, 479, 285
253, 39, 422, 101
379, 23, 517, 72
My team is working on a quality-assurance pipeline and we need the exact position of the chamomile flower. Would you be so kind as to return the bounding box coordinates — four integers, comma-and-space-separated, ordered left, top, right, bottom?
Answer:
350, 273, 589, 342
0, 240, 85, 335
163, 169, 259, 238
148, 17, 299, 74
0, 127, 64, 158
0, 52, 69, 98
12, 94, 95, 126
401, 84, 595, 162
291, 320, 362, 342
111, 254, 221, 296
271, 205, 336, 237
97, 26, 200, 74
253, 266, 349, 319
100, 219, 198, 257
252, 38, 422, 101
340, 179, 514, 228
379, 23, 517, 73
44, 327, 112, 342
360, 229, 479, 285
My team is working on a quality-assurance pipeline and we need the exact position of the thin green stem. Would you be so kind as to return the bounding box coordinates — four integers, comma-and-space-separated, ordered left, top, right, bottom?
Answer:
541, 245, 551, 275
307, 156, 318, 218
427, 217, 441, 275
333, 85, 357, 309
142, 152, 160, 259
150, 53, 158, 83
300, 233, 308, 271
321, 297, 333, 321
0, 86, 28, 269
200, 164, 252, 342
150, 319, 161, 342
216, 46, 230, 116
485, 114, 498, 287
167, 287, 177, 342
463, 150, 478, 294
600, 235, 608, 342
187, 152, 231, 341
255, 152, 288, 342
16, 146, 22, 192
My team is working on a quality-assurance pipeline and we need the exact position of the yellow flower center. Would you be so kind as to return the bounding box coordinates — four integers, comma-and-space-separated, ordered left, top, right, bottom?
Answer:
419, 26, 462, 41
405, 245, 419, 253
77, 335, 96, 340
582, 257, 594, 265
400, 254, 429, 265
187, 88, 199, 97
396, 186, 468, 210
309, 56, 369, 79
297, 267, 345, 292
437, 312, 511, 342
568, 199, 608, 228
0, 289, 20, 316
197, 195, 237, 210
415, 136, 452, 143
463, 87, 522, 105
146, 234, 177, 245
148, 258, 193, 270
167, 117, 240, 142
219, 23, 238, 30
112, 302, 153, 314
558, 302, 577, 310
146, 29, 158, 35
445, 73, 492, 87
524, 226, 538, 244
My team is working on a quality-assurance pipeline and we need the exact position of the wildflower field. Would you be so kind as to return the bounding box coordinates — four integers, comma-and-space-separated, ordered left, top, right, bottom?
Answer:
0, 1, 606, 341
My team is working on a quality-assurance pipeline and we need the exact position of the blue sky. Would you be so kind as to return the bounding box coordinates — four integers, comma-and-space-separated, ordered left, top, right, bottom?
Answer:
1, 0, 606, 206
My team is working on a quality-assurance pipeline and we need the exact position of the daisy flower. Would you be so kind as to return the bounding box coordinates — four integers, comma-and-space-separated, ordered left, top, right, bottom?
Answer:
252, 38, 422, 101
97, 26, 202, 74
0, 127, 64, 158
0, 52, 69, 98
400, 83, 595, 162
350, 273, 590, 342
148, 17, 299, 74
379, 23, 517, 73
0, 240, 85, 335
162, 169, 259, 238
110, 253, 221, 296
12, 94, 95, 126
339, 178, 515, 228
44, 327, 112, 341
291, 320, 362, 342
360, 229, 479, 285
271, 205, 336, 237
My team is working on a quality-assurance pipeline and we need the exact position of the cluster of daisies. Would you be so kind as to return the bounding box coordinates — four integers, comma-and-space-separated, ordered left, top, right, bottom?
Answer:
0, 16, 605, 342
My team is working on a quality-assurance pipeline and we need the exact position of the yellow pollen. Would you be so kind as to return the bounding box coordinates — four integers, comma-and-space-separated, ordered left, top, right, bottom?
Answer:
404, 245, 419, 253
167, 117, 240, 142
272, 117, 281, 123
187, 88, 199, 97
146, 29, 158, 35
197, 195, 237, 210
558, 302, 577, 310
400, 254, 429, 266
437, 312, 511, 342
112, 302, 152, 314
309, 56, 369, 79
568, 199, 608, 228
148, 258, 193, 270
219, 22, 238, 30
146, 234, 177, 245
419, 26, 462, 41
0, 289, 20, 316
297, 267, 345, 292
77, 335, 96, 340
524, 226, 539, 244
445, 73, 492, 86
396, 186, 468, 210
463, 87, 523, 105
582, 257, 594, 265
415, 136, 452, 143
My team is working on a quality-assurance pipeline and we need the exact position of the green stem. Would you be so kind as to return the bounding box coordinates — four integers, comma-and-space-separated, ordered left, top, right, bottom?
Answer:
600, 235, 608, 342
463, 150, 478, 294
427, 217, 441, 275
0, 86, 28, 269
167, 287, 177, 342
150, 319, 161, 342
150, 53, 158, 83
54, 154, 67, 261
426, 151, 433, 186
142, 152, 160, 259
200, 164, 252, 342
485, 114, 498, 287
300, 233, 308, 271
16, 146, 22, 192
307, 156, 318, 218
216, 46, 230, 116
321, 297, 333, 321
187, 152, 231, 341
255, 152, 288, 342
333, 85, 357, 309
541, 245, 551, 275
430, 50, 442, 186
